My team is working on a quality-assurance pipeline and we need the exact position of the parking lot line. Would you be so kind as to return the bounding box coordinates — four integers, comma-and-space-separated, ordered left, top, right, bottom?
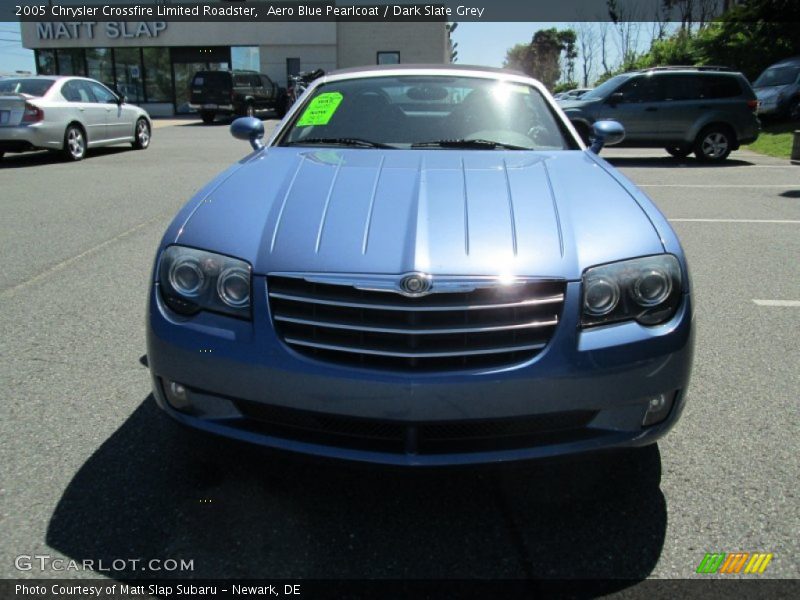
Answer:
669, 218, 800, 224
0, 212, 168, 297
752, 299, 800, 307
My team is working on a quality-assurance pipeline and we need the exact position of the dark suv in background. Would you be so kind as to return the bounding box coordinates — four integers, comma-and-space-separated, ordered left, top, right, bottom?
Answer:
189, 70, 288, 124
559, 66, 760, 161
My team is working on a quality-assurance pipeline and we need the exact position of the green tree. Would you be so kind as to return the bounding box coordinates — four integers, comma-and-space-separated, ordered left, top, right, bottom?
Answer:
503, 28, 577, 90
693, 0, 800, 80
593, 0, 800, 85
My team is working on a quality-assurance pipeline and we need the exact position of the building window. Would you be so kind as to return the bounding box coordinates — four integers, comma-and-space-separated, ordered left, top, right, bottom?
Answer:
86, 48, 114, 87
232, 46, 260, 71
56, 49, 86, 76
114, 48, 144, 103
142, 47, 171, 103
286, 57, 300, 87
36, 50, 57, 75
377, 52, 400, 65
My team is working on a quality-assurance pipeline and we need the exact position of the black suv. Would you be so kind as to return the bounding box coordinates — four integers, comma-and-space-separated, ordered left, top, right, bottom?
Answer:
559, 66, 760, 161
189, 70, 288, 124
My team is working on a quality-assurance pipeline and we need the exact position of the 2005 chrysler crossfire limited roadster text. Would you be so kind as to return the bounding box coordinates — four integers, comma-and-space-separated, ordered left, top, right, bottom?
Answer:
146, 65, 694, 466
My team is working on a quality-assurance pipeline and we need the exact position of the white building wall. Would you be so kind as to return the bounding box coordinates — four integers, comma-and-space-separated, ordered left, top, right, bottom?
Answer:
336, 22, 449, 68
258, 44, 337, 86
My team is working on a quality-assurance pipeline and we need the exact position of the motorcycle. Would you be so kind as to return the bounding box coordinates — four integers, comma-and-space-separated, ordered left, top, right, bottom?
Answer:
287, 69, 325, 106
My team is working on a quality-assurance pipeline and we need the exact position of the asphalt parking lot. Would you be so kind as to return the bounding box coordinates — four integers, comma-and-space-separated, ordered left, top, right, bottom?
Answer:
0, 121, 798, 588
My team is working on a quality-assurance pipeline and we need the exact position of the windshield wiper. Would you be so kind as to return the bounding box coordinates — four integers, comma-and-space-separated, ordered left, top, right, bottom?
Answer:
284, 137, 395, 149
411, 139, 531, 150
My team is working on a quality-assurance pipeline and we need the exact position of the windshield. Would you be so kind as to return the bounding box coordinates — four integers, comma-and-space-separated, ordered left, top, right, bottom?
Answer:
279, 75, 575, 150
192, 72, 230, 88
0, 78, 55, 97
580, 74, 631, 100
754, 66, 800, 88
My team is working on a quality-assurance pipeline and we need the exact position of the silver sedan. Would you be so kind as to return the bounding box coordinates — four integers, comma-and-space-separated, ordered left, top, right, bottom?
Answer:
0, 76, 151, 161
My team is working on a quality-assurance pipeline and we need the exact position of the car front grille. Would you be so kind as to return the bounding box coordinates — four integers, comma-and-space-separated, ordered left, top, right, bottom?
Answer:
267, 274, 566, 371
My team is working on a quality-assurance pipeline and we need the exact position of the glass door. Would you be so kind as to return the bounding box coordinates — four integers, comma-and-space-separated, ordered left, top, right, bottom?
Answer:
171, 47, 231, 114
173, 62, 209, 114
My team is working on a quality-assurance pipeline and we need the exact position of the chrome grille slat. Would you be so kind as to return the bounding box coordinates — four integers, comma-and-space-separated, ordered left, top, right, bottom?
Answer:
274, 314, 559, 335
284, 337, 547, 358
267, 275, 566, 371
268, 291, 564, 312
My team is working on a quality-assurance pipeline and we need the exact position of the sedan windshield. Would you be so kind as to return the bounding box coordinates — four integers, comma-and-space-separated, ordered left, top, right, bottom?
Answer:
754, 66, 800, 88
0, 78, 55, 97
279, 75, 576, 150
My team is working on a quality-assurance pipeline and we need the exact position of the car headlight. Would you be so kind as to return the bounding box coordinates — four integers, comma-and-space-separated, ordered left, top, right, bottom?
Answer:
581, 255, 682, 328
158, 246, 251, 319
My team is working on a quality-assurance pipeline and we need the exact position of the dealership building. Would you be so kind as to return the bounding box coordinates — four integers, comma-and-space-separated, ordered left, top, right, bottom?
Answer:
21, 5, 450, 116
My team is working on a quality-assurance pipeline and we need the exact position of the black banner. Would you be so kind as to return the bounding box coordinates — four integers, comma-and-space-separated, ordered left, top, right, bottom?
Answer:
2, 579, 800, 600
5, 0, 796, 23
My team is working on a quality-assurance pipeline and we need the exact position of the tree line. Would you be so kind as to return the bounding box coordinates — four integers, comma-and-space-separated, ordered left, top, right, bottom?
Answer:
503, 0, 800, 91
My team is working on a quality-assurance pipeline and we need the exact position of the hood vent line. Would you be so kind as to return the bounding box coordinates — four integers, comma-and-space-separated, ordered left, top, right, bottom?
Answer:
270, 154, 306, 253
315, 156, 344, 253
502, 158, 519, 257
361, 155, 385, 255
542, 160, 565, 258
461, 157, 470, 256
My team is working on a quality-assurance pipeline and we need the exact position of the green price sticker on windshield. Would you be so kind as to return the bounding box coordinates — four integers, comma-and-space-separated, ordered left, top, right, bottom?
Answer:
297, 92, 344, 126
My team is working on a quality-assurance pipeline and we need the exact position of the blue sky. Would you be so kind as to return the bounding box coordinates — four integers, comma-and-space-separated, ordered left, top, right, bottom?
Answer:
452, 22, 563, 67
0, 21, 649, 78
0, 22, 33, 74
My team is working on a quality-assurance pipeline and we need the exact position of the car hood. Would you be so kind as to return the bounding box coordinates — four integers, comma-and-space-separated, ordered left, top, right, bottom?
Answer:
755, 86, 787, 99
174, 148, 664, 280
558, 98, 598, 110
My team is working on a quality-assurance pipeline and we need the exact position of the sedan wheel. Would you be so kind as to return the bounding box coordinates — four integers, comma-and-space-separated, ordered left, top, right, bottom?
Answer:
132, 118, 151, 150
695, 128, 732, 161
63, 125, 86, 161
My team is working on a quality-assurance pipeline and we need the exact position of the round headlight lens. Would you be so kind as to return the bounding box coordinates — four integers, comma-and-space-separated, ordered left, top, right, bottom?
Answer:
168, 259, 205, 297
631, 269, 672, 307
217, 268, 250, 307
584, 277, 620, 316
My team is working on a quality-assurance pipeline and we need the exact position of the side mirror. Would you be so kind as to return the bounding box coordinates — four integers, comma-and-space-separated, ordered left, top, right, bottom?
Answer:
230, 116, 265, 151
607, 92, 624, 106
117, 95, 127, 105
589, 120, 625, 154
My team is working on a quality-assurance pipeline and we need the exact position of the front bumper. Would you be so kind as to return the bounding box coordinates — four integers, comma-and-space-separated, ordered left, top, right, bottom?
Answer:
0, 122, 64, 152
147, 279, 694, 466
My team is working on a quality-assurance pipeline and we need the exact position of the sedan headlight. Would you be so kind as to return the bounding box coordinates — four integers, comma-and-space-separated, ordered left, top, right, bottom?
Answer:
158, 246, 251, 319
581, 255, 682, 328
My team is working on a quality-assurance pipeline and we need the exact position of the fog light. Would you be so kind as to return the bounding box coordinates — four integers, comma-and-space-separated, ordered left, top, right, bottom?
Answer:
642, 392, 675, 426
164, 379, 191, 410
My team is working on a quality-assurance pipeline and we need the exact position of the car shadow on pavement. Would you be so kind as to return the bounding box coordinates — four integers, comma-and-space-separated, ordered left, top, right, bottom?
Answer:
605, 156, 755, 168
46, 395, 666, 593
0, 147, 131, 169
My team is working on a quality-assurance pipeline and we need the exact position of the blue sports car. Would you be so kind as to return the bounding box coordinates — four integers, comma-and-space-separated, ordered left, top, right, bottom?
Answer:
146, 65, 694, 466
